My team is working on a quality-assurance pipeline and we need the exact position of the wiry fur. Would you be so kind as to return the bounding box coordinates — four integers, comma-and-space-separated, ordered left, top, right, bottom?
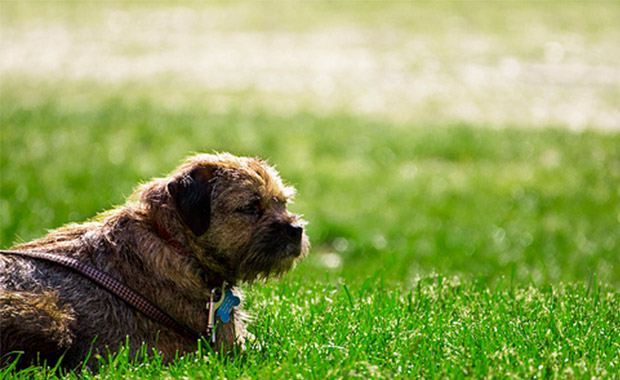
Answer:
0, 153, 309, 370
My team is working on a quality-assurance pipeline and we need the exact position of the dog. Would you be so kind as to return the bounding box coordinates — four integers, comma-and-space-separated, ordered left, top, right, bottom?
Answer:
0, 153, 309, 369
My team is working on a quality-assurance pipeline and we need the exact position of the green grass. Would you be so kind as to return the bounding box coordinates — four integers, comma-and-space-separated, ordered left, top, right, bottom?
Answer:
2, 80, 619, 286
3, 279, 619, 379
2, 81, 619, 379
2, 0, 620, 378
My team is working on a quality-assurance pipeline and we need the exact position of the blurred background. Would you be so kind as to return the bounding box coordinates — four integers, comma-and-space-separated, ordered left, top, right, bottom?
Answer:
1, 1, 619, 286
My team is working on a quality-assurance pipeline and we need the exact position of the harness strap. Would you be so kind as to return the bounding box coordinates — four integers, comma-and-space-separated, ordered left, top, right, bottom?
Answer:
0, 249, 205, 342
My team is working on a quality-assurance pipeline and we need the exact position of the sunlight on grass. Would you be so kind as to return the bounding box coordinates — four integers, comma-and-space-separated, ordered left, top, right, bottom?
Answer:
2, 1, 619, 129
3, 278, 619, 379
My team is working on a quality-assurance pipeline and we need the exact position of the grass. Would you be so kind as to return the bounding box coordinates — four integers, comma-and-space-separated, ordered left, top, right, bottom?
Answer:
2, 1, 619, 128
2, 0, 620, 378
2, 278, 619, 379
2, 81, 619, 379
2, 80, 619, 286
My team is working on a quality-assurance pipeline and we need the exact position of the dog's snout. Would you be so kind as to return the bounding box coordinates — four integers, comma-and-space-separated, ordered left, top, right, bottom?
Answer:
286, 223, 303, 242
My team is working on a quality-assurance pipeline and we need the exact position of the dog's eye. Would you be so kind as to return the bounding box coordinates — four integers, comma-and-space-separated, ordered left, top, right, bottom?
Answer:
236, 201, 263, 217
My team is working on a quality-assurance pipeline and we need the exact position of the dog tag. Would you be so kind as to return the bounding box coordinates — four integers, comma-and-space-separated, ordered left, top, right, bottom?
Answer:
206, 284, 226, 343
216, 289, 240, 323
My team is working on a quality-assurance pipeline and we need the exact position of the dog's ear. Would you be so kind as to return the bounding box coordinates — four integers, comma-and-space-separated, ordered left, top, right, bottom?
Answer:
167, 167, 216, 236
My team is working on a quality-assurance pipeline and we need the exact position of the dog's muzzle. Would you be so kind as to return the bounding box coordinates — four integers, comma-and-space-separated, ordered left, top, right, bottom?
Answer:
267, 221, 304, 258
283, 222, 304, 257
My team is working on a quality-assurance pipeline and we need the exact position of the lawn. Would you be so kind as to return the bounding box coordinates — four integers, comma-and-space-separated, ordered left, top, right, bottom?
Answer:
1, 1, 620, 379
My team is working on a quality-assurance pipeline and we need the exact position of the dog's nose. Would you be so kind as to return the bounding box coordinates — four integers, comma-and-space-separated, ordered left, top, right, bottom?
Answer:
285, 223, 303, 242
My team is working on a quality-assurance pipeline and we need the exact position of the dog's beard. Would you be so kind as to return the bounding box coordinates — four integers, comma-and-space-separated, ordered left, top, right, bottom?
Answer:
235, 223, 309, 282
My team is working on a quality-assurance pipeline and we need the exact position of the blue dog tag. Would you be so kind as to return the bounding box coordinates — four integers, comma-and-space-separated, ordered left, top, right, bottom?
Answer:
216, 289, 240, 323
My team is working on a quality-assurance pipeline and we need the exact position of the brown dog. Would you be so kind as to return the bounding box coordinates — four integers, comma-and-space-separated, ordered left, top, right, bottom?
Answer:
0, 153, 309, 369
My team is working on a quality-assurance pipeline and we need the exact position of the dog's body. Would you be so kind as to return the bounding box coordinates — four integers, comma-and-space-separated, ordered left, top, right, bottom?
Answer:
0, 153, 308, 369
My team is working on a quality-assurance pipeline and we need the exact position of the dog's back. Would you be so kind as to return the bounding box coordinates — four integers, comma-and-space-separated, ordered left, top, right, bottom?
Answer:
1, 251, 78, 368
0, 226, 143, 370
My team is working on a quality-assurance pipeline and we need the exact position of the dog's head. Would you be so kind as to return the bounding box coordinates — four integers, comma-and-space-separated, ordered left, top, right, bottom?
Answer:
165, 153, 309, 282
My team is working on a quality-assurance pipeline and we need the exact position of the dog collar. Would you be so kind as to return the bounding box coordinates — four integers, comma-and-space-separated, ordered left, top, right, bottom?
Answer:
153, 221, 226, 288
153, 221, 193, 257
